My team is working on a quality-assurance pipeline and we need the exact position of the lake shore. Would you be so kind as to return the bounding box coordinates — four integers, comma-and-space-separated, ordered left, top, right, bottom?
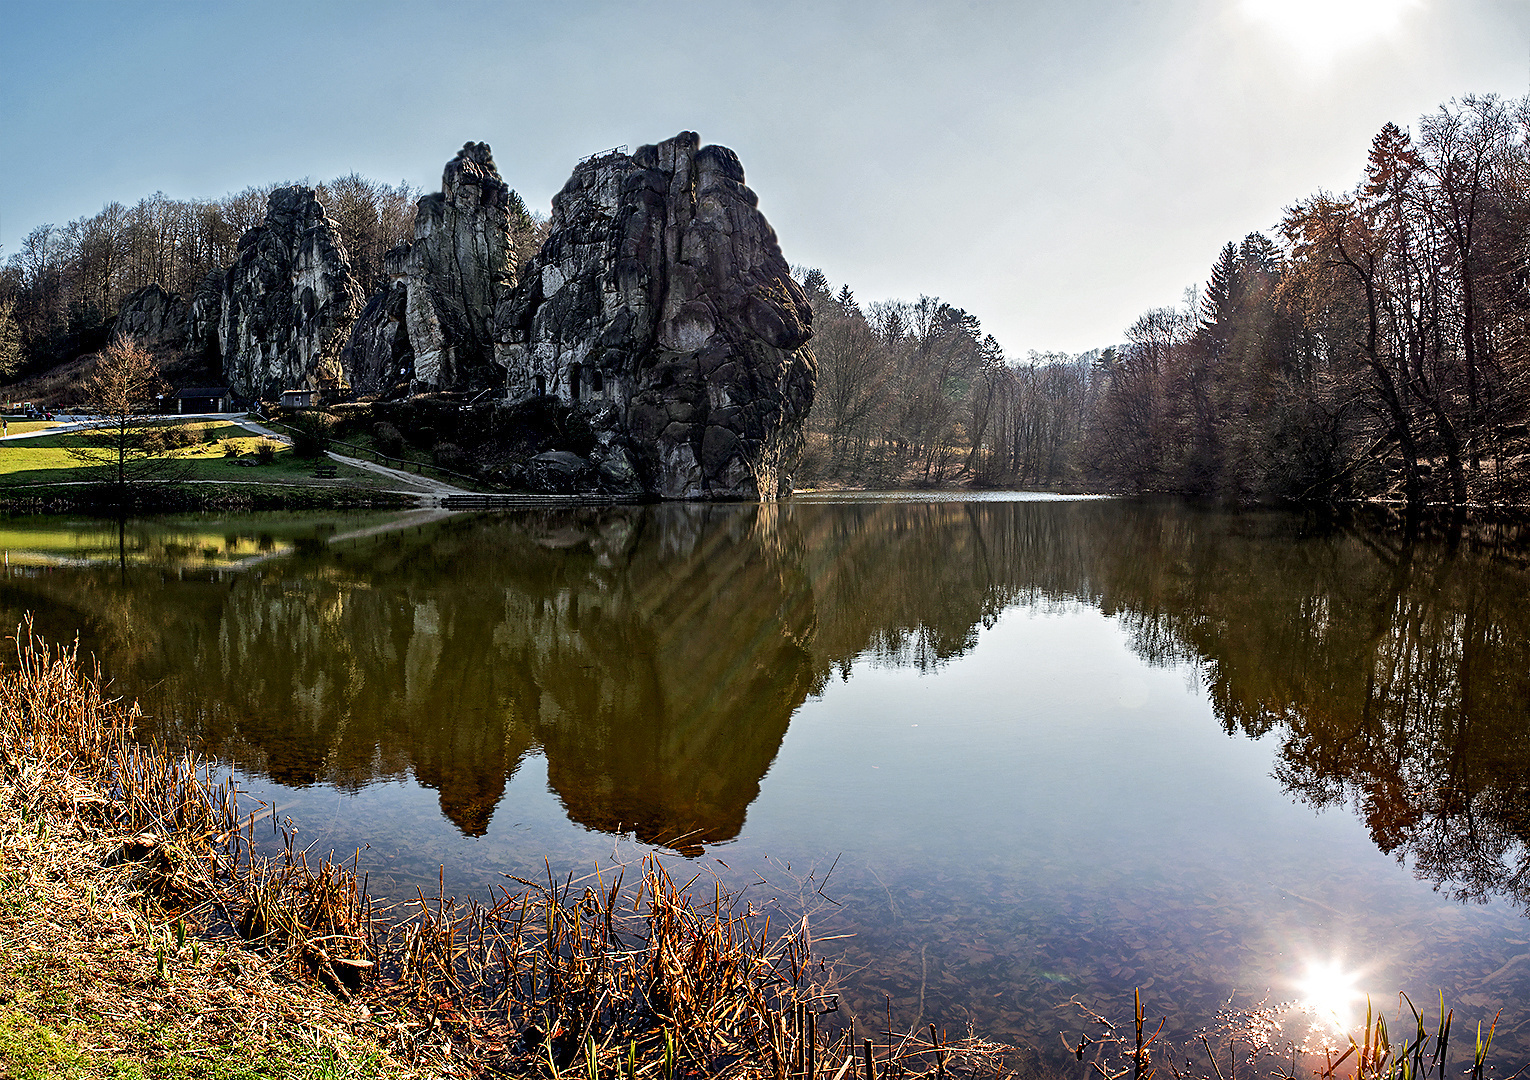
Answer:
0, 640, 425, 1078
0, 620, 1016, 1079
0, 480, 419, 515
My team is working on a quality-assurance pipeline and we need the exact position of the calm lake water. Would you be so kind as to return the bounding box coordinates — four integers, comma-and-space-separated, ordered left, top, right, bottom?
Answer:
5, 496, 1530, 1066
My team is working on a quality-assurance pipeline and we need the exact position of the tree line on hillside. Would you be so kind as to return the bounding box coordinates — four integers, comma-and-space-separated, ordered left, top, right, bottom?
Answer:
800, 93, 1530, 508
0, 176, 420, 377
795, 270, 1097, 488
0, 174, 547, 383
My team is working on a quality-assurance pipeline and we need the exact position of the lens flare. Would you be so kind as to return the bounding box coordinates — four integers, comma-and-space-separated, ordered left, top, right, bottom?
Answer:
1240, 0, 1422, 65
1295, 959, 1365, 1032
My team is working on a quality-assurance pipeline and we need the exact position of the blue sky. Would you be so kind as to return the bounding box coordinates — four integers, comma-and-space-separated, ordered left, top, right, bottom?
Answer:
2, 0, 1528, 354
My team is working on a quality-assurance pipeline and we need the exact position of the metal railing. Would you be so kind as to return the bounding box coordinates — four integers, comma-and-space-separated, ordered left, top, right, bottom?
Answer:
578, 145, 629, 165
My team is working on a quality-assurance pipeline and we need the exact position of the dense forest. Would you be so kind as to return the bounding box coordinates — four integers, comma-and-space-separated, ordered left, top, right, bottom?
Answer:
5, 92, 1530, 508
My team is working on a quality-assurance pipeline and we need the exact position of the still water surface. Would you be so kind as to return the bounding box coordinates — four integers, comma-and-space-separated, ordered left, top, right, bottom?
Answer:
4, 496, 1530, 1063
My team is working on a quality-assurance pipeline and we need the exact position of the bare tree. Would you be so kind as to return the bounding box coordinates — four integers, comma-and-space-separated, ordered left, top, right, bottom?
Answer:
66, 335, 177, 493
0, 298, 22, 380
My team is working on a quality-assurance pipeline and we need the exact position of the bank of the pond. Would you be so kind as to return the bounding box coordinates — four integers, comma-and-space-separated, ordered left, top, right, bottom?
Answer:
0, 629, 432, 1079
0, 820, 410, 1079
0, 622, 1016, 1079
0, 482, 418, 514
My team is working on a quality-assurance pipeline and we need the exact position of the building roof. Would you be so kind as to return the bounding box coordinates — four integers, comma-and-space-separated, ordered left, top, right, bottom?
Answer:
174, 387, 230, 398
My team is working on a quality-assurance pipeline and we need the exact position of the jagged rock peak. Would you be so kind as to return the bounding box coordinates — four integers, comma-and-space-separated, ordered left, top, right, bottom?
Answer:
494, 131, 815, 501
342, 141, 514, 393
442, 142, 509, 213
218, 186, 363, 401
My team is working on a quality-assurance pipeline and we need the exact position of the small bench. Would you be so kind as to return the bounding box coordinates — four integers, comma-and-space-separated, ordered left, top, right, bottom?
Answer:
312, 463, 338, 479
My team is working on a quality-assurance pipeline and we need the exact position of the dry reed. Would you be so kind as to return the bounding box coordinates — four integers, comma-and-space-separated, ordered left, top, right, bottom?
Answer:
0, 617, 1017, 1078
1058, 988, 1521, 1080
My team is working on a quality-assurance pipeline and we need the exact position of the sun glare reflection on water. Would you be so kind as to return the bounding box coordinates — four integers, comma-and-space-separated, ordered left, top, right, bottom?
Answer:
1295, 959, 1367, 1040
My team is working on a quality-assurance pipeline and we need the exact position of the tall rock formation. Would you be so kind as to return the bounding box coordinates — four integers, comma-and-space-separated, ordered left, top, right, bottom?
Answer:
186, 269, 224, 360
339, 272, 410, 394
115, 283, 188, 347
341, 143, 514, 393
493, 132, 815, 500
216, 187, 362, 400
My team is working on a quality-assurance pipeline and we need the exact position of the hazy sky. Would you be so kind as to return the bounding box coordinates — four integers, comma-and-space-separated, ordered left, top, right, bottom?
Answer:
3, 0, 1529, 356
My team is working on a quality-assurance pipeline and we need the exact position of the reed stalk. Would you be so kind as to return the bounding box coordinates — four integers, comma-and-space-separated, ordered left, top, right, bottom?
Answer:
0, 617, 1014, 1078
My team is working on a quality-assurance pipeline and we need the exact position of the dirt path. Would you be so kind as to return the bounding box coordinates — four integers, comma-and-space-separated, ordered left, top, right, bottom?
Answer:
231, 418, 474, 498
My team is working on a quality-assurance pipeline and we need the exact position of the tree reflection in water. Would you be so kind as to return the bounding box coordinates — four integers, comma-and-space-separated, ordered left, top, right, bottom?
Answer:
3, 499, 1530, 907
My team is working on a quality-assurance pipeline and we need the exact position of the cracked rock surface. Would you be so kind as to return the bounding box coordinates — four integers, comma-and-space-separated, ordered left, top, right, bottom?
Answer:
216, 187, 362, 401
494, 132, 815, 500
115, 283, 188, 347
343, 142, 514, 394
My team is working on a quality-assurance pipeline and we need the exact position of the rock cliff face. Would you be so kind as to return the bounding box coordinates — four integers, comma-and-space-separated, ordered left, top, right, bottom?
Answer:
493, 132, 815, 500
342, 143, 513, 393
217, 187, 362, 400
186, 269, 224, 359
115, 283, 188, 346
339, 277, 410, 394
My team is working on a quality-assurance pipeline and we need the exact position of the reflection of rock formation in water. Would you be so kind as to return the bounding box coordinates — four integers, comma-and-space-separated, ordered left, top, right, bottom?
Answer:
7, 502, 1530, 897
0, 507, 821, 846
0, 502, 1063, 848
515, 506, 813, 851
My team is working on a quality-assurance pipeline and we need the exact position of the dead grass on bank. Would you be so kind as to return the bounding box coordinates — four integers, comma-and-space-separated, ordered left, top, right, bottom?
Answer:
0, 625, 419, 1078
0, 619, 1020, 1079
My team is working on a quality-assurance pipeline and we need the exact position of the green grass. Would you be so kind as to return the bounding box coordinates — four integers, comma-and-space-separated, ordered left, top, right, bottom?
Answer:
0, 874, 392, 1079
0, 1002, 393, 1079
0, 421, 61, 436
0, 421, 398, 491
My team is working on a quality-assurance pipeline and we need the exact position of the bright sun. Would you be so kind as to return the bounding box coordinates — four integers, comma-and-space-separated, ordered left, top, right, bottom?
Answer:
1241, 0, 1422, 64
1294, 959, 1366, 1033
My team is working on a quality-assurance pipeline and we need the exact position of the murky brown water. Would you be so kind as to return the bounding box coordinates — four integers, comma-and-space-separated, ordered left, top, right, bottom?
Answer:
5, 496, 1530, 1066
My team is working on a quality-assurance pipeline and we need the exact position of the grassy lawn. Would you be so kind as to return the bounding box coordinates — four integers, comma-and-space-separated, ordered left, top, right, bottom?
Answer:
0, 421, 405, 491
1, 421, 63, 436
